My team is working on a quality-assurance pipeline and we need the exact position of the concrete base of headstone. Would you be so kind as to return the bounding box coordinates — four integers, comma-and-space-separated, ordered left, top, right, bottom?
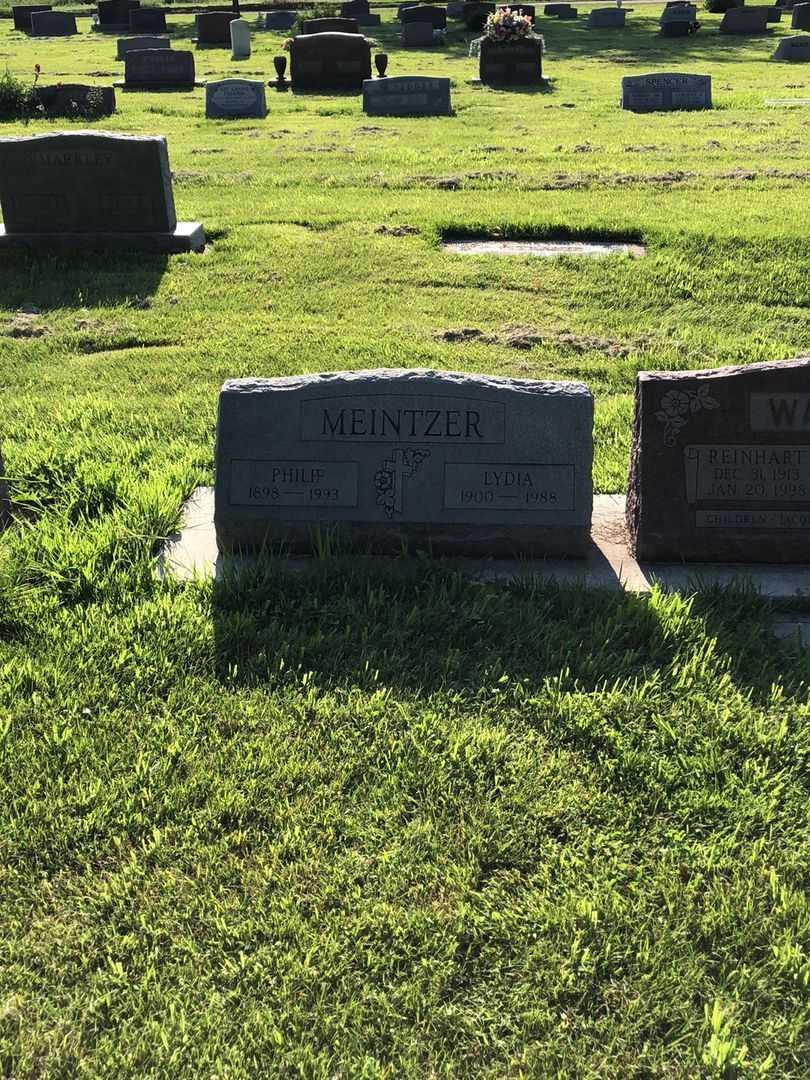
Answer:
157, 487, 810, 603
0, 222, 205, 253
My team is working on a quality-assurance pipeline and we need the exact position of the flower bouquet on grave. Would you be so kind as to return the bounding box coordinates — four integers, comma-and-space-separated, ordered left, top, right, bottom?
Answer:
469, 8, 544, 57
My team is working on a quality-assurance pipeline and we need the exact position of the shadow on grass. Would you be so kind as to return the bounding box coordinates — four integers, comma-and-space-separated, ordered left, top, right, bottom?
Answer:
0, 251, 169, 308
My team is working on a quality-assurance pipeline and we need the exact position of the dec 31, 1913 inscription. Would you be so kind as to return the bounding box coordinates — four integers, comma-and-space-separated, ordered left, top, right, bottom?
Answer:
214, 369, 594, 556
627, 357, 810, 562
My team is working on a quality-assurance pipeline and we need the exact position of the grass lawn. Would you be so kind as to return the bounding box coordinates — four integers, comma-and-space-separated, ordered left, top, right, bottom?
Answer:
1, 7, 809, 1077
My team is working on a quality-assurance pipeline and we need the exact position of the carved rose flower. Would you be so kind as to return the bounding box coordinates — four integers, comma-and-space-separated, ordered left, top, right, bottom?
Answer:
659, 390, 690, 419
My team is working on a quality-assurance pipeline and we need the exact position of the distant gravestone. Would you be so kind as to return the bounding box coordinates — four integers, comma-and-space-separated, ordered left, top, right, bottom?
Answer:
627, 358, 810, 562
230, 18, 251, 59
214, 370, 594, 556
117, 34, 170, 59
463, 2, 495, 29
206, 77, 266, 117
290, 32, 372, 90
774, 33, 810, 56
557, 5, 578, 16
356, 12, 382, 24
341, 0, 369, 14
30, 10, 77, 35
129, 7, 167, 32
261, 10, 297, 29
12, 4, 51, 31
792, 2, 810, 26
301, 16, 361, 33
33, 84, 116, 117
119, 48, 195, 89
400, 4, 448, 26
545, 2, 574, 12
402, 20, 437, 43
195, 10, 233, 44
660, 3, 697, 23
479, 38, 543, 83
447, 0, 467, 15
363, 75, 451, 115
587, 7, 626, 26
97, 0, 139, 28
0, 131, 204, 252
719, 6, 770, 30
621, 72, 711, 112
766, 5, 782, 20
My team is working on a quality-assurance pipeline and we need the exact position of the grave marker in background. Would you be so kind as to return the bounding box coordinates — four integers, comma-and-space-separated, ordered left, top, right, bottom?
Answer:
363, 75, 452, 115
774, 33, 810, 56
13, 4, 51, 32
118, 48, 196, 89
206, 78, 267, 118
117, 34, 170, 59
30, 11, 77, 35
621, 72, 711, 112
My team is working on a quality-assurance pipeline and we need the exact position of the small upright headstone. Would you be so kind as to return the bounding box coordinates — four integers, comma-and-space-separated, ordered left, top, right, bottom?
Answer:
12, 4, 51, 32
214, 370, 594, 557
97, 0, 139, 28
290, 32, 372, 90
719, 6, 770, 30
118, 48, 195, 89
774, 33, 810, 57
463, 1, 496, 29
33, 84, 116, 117
0, 131, 204, 253
261, 10, 297, 29
766, 5, 783, 20
117, 35, 170, 59
621, 72, 711, 112
545, 2, 574, 12
206, 78, 267, 118
627, 357, 810, 562
402, 20, 437, 43
342, 0, 370, 14
363, 75, 452, 115
129, 7, 167, 32
195, 10, 233, 44
301, 16, 361, 33
400, 4, 448, 26
587, 7, 626, 26
230, 18, 251, 59
792, 2, 810, 26
30, 10, 77, 35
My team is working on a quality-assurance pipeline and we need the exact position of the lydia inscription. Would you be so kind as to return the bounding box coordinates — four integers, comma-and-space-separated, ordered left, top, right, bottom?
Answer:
627, 357, 810, 562
215, 369, 593, 556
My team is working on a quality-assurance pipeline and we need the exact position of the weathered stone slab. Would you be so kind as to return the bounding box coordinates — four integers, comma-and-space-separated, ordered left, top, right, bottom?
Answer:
214, 370, 593, 556
206, 78, 266, 118
621, 72, 711, 112
587, 7, 626, 26
363, 75, 451, 115
120, 48, 195, 89
30, 10, 77, 35
117, 34, 170, 59
720, 6, 770, 30
12, 4, 51, 32
33, 84, 116, 118
230, 17, 251, 59
129, 7, 167, 32
0, 130, 204, 253
627, 358, 810, 562
792, 1, 810, 26
195, 10, 233, 44
774, 33, 810, 58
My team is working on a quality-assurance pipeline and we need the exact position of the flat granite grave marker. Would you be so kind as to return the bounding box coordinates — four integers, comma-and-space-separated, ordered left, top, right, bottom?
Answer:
0, 130, 204, 252
621, 72, 711, 112
117, 34, 170, 58
13, 4, 51, 31
774, 33, 810, 57
627, 357, 810, 562
30, 10, 77, 35
206, 77, 267, 117
230, 17, 251, 59
588, 7, 626, 26
214, 370, 593, 556
118, 48, 196, 89
363, 75, 451, 115
792, 2, 810, 26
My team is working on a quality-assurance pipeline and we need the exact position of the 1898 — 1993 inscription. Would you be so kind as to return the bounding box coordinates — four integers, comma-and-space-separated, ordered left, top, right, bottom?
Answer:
627, 357, 810, 562
215, 369, 593, 556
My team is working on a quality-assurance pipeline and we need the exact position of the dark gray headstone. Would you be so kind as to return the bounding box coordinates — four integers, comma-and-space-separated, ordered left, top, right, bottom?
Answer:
400, 4, 448, 26
356, 13, 381, 24
195, 10, 233, 44
621, 72, 711, 112
587, 7, 626, 26
341, 0, 370, 14
0, 131, 204, 252
719, 6, 770, 30
479, 38, 543, 84
627, 358, 810, 562
401, 20, 436, 43
290, 32, 372, 90
214, 370, 594, 556
545, 2, 574, 13
792, 2, 810, 26
33, 84, 116, 118
301, 16, 361, 33
766, 5, 783, 20
121, 48, 195, 88
117, 34, 170, 59
774, 33, 810, 57
206, 78, 267, 118
660, 3, 697, 22
447, 1, 467, 15
97, 0, 139, 27
30, 10, 77, 35
129, 7, 167, 32
261, 10, 297, 29
463, 2, 495, 29
363, 75, 451, 115
12, 5, 51, 32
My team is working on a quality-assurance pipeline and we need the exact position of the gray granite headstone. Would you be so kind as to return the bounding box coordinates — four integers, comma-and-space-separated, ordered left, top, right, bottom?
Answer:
290, 32, 372, 90
301, 16, 361, 33
401, 20, 437, 43
97, 0, 139, 27
230, 17, 251, 59
627, 357, 810, 562
363, 75, 451, 115
621, 72, 711, 112
30, 10, 77, 35
0, 130, 204, 253
792, 2, 810, 26
214, 369, 593, 556
720, 6, 770, 30
12, 4, 51, 32
120, 48, 195, 89
774, 33, 810, 57
261, 10, 297, 29
206, 78, 267, 118
129, 6, 166, 32
117, 34, 170, 59
195, 10, 233, 44
587, 7, 626, 26
400, 4, 448, 26
33, 84, 116, 118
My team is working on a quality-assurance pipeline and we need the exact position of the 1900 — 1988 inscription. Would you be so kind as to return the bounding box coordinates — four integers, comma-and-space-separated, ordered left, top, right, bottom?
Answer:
215, 369, 593, 556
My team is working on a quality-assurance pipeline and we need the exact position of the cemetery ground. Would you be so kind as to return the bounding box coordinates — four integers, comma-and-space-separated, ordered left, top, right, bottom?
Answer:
1, 7, 810, 1077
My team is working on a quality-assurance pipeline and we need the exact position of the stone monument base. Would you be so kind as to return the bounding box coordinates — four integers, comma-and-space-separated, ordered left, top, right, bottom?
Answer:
0, 222, 206, 253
